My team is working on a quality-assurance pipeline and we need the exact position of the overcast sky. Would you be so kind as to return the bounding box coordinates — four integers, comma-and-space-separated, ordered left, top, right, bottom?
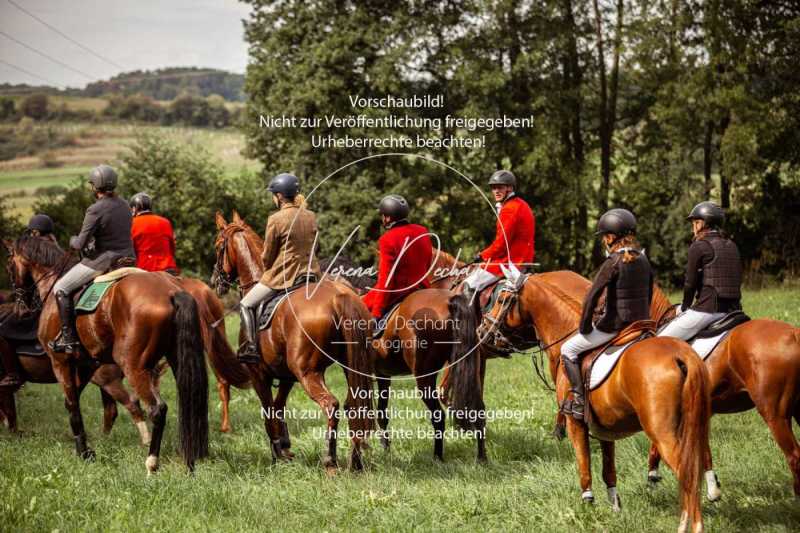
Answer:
0, 0, 252, 88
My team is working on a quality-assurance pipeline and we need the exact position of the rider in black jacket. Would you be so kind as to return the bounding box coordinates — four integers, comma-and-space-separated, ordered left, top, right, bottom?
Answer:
560, 208, 654, 421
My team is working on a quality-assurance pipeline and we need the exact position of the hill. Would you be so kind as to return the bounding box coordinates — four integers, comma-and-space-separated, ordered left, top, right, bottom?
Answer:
83, 67, 245, 101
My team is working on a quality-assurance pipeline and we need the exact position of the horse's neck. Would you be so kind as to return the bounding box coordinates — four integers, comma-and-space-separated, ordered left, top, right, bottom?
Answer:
31, 264, 58, 303
521, 278, 581, 355
651, 285, 673, 321
232, 231, 264, 290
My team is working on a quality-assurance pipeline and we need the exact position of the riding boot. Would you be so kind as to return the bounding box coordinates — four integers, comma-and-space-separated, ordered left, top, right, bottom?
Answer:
238, 306, 261, 364
50, 290, 81, 354
562, 356, 585, 421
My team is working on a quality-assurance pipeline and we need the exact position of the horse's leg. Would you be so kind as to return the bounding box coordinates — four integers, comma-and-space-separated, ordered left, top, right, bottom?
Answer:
0, 389, 16, 431
566, 419, 594, 502
247, 368, 284, 462
98, 379, 150, 446
52, 360, 95, 460
648, 443, 663, 484
764, 415, 800, 498
417, 373, 445, 461
274, 380, 294, 454
99, 387, 118, 434
297, 371, 340, 471
215, 370, 232, 433
376, 377, 391, 450
127, 367, 167, 474
600, 440, 621, 511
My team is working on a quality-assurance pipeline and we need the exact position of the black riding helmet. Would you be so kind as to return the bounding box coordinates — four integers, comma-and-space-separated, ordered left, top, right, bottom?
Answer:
267, 173, 300, 198
88, 164, 118, 192
596, 208, 637, 236
687, 201, 724, 228
130, 192, 153, 212
378, 194, 409, 221
488, 169, 516, 187
28, 213, 54, 235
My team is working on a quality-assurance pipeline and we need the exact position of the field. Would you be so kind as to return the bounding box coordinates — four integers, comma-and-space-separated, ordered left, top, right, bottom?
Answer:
0, 122, 257, 221
1, 287, 798, 532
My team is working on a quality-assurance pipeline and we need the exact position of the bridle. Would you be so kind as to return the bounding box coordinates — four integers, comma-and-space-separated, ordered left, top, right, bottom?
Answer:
6, 247, 73, 314
212, 227, 258, 297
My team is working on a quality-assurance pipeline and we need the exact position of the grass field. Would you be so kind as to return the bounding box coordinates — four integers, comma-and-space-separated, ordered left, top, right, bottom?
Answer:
1, 287, 799, 532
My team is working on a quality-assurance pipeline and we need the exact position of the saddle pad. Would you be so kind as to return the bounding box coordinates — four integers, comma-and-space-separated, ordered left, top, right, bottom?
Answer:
15, 340, 46, 357
589, 340, 637, 390
690, 330, 731, 360
257, 293, 290, 331
372, 302, 403, 339
76, 281, 114, 312
94, 267, 146, 283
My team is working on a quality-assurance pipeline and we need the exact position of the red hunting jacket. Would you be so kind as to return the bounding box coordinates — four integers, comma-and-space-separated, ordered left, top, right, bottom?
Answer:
480, 195, 535, 276
131, 212, 179, 273
362, 221, 433, 318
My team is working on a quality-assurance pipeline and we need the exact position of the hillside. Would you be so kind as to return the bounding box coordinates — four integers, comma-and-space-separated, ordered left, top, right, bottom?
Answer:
83, 67, 245, 101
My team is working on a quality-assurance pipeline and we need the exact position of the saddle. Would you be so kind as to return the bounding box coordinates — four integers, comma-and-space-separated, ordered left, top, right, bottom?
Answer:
0, 309, 46, 357
371, 301, 403, 340
256, 273, 317, 331
660, 309, 750, 360
75, 266, 147, 313
581, 320, 656, 390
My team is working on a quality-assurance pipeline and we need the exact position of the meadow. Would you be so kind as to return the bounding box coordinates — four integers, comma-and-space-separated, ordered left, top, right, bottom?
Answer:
0, 287, 798, 532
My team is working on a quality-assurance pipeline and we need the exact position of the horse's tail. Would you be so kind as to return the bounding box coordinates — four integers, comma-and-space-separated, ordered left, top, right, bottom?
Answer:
171, 291, 209, 469
194, 294, 251, 388
445, 293, 485, 432
676, 347, 711, 529
332, 292, 374, 439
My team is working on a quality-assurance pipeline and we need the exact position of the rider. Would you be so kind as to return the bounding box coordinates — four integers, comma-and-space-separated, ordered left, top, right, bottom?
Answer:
237, 173, 321, 364
0, 214, 57, 388
50, 165, 136, 354
560, 208, 653, 421
362, 195, 433, 320
130, 192, 179, 274
463, 170, 535, 302
658, 201, 742, 340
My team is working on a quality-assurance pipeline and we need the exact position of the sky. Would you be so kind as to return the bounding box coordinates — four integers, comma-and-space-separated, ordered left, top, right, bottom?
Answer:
0, 0, 252, 89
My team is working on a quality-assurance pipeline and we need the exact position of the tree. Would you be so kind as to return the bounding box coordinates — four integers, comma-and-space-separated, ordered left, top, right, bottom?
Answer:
20, 93, 49, 120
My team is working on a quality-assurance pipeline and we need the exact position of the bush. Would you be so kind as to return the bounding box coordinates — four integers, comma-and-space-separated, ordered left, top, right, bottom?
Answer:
20, 93, 49, 120
0, 97, 15, 121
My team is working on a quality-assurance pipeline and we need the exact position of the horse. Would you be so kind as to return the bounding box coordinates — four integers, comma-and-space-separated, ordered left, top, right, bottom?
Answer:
647, 285, 800, 497
212, 211, 373, 471
482, 271, 710, 533
320, 249, 486, 461
4, 235, 208, 473
166, 275, 251, 433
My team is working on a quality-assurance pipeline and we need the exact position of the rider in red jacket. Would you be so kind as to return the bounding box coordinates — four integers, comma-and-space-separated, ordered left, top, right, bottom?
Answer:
362, 195, 433, 319
464, 170, 535, 298
130, 193, 179, 273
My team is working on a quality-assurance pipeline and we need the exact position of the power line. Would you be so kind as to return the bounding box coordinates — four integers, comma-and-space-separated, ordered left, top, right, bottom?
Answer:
6, 0, 126, 71
0, 58, 63, 88
0, 30, 95, 81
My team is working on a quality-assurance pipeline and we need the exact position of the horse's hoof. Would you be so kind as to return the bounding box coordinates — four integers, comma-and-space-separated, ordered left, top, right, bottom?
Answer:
552, 423, 566, 441
608, 487, 621, 512
81, 449, 96, 462
380, 438, 390, 451
325, 465, 338, 477
647, 469, 662, 485
220, 425, 231, 433
145, 454, 159, 475
279, 449, 295, 461
705, 470, 722, 502
581, 490, 594, 504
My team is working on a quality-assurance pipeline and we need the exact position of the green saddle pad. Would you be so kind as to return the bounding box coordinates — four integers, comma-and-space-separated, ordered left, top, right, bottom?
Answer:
75, 281, 114, 312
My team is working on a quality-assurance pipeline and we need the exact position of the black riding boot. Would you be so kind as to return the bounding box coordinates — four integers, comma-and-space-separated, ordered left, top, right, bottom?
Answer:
238, 306, 260, 364
50, 290, 81, 354
562, 355, 585, 421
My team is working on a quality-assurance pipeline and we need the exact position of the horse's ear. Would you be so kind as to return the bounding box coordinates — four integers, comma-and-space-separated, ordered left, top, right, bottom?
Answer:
232, 210, 244, 225
2, 239, 13, 254
215, 211, 227, 230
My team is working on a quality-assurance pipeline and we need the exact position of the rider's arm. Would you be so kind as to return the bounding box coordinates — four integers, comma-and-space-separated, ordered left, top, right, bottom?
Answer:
578, 256, 618, 334
261, 217, 280, 271
479, 202, 517, 261
70, 203, 100, 251
681, 240, 710, 311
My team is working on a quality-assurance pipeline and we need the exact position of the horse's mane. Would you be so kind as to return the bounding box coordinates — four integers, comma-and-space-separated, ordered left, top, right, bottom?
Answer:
319, 255, 376, 289
432, 250, 465, 271
14, 234, 77, 270
650, 283, 674, 322
529, 271, 587, 316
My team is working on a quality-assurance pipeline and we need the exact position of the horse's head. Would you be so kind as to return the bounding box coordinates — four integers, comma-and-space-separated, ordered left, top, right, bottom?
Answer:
211, 211, 262, 297
4, 238, 33, 306
3, 235, 65, 313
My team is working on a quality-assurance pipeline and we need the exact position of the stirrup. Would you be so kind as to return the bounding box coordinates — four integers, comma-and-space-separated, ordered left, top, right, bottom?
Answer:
237, 343, 260, 364
49, 332, 80, 353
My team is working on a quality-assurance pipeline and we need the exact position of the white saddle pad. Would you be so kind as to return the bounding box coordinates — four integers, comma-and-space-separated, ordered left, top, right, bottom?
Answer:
94, 267, 146, 282
589, 340, 637, 390
690, 330, 732, 360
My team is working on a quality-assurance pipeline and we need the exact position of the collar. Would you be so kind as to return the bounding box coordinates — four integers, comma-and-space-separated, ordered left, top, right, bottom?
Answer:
134, 210, 152, 217
280, 202, 299, 210
495, 192, 516, 212
384, 219, 409, 230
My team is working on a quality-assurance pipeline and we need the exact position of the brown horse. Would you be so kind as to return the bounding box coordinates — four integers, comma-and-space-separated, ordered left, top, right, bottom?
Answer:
166, 275, 251, 433
5, 235, 208, 472
483, 271, 710, 532
212, 211, 373, 471
647, 285, 800, 497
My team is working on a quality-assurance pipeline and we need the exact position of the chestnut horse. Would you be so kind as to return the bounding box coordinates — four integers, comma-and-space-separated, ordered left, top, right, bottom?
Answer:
167, 275, 251, 433
5, 235, 208, 472
212, 211, 373, 471
647, 285, 800, 497
483, 271, 710, 533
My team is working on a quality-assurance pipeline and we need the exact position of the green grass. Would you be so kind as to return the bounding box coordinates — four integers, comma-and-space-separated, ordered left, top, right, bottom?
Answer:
1, 287, 799, 531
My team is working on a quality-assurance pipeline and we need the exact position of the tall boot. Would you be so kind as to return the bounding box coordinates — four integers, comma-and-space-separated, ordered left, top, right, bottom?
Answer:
0, 346, 22, 389
562, 355, 585, 421
238, 306, 261, 364
50, 290, 80, 353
